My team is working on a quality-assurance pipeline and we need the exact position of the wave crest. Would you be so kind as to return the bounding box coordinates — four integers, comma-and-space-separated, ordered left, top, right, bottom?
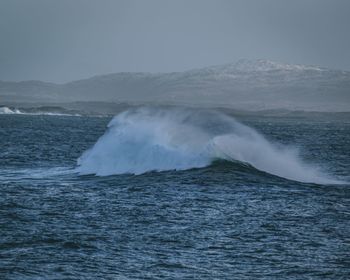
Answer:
77, 107, 337, 184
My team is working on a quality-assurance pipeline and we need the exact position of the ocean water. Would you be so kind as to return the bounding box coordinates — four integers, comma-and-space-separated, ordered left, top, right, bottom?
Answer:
1, 107, 349, 279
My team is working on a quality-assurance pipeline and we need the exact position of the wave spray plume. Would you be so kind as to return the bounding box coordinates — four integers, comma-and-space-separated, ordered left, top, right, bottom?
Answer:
77, 107, 337, 184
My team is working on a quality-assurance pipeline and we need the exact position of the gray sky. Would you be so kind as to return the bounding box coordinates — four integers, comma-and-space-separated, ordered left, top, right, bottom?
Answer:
0, 0, 349, 83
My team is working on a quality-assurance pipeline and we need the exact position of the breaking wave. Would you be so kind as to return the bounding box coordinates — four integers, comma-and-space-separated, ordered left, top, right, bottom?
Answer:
77, 107, 338, 184
0, 107, 22, 114
0, 106, 80, 116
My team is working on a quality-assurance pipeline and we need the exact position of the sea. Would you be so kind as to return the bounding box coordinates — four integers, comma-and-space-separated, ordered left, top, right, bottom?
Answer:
1, 106, 349, 279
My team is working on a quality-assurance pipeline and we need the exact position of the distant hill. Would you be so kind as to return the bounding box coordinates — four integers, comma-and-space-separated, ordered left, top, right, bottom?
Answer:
1, 59, 349, 112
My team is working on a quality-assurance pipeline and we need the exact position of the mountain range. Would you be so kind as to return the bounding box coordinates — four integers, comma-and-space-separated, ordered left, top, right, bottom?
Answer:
1, 59, 349, 112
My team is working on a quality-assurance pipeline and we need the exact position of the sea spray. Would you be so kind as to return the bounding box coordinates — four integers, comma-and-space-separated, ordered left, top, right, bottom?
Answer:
76, 107, 336, 183
0, 107, 21, 114
0, 106, 81, 116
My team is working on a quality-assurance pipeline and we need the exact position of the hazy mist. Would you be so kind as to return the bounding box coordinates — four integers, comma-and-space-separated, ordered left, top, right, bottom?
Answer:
1, 0, 350, 83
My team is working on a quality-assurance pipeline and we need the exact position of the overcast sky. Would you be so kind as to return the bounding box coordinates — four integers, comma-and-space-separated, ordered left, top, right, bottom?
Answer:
0, 0, 349, 83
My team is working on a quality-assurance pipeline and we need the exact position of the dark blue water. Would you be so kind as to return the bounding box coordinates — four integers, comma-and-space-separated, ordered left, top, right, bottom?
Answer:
1, 113, 349, 279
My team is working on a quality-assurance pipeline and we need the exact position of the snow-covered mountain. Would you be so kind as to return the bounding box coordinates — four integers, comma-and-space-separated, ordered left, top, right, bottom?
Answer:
1, 59, 349, 112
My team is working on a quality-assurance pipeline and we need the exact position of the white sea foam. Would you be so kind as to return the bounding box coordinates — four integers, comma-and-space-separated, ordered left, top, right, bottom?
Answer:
0, 107, 21, 114
0, 106, 80, 116
76, 107, 338, 184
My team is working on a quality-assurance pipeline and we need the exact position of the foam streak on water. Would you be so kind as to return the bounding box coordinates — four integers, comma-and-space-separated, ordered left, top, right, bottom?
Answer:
77, 107, 337, 184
